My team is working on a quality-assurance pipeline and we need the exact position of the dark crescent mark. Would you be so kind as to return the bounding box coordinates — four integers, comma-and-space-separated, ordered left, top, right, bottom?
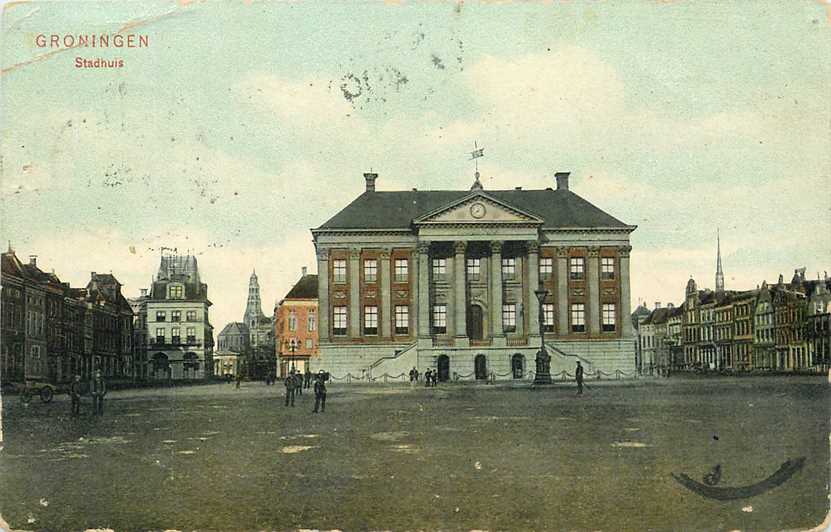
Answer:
672, 457, 805, 500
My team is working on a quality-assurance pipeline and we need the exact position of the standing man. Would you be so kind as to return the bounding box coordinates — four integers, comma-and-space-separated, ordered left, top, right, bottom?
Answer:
91, 369, 107, 416
305, 367, 312, 389
575, 361, 584, 396
69, 374, 83, 416
295, 370, 303, 396
313, 370, 327, 413
284, 370, 297, 407
424, 369, 432, 387
235, 371, 242, 389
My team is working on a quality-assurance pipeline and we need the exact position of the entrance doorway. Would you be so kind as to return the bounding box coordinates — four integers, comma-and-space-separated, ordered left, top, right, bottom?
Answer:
474, 354, 488, 380
437, 355, 450, 382
467, 305, 484, 340
512, 353, 525, 379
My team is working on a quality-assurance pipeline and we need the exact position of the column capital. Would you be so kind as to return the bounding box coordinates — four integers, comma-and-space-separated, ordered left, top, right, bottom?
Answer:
454, 241, 467, 255
527, 241, 540, 254
316, 248, 329, 261
417, 242, 431, 255
618, 245, 632, 258
490, 241, 502, 254
587, 246, 600, 258
349, 248, 361, 260
379, 248, 392, 260
556, 246, 569, 258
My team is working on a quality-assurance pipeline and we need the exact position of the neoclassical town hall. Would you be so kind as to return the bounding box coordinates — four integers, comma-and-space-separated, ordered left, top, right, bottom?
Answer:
310, 171, 636, 380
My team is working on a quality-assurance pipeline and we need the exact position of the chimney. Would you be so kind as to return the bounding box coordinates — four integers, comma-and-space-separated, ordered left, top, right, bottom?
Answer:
555, 171, 570, 191
654, 301, 661, 310
301, 266, 308, 277
364, 172, 378, 192
140, 288, 148, 297
29, 255, 37, 266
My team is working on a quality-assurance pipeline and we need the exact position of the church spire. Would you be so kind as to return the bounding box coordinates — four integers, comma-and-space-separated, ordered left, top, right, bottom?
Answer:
715, 228, 725, 293
244, 268, 265, 327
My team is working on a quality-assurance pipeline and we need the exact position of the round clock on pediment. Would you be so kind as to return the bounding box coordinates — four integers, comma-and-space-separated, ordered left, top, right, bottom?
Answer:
470, 202, 487, 219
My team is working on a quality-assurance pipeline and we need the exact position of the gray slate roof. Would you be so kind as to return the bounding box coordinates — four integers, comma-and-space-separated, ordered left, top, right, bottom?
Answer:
316, 189, 629, 230
285, 274, 318, 300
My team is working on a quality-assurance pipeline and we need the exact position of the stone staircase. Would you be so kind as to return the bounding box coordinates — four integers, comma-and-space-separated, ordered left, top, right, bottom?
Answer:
368, 343, 418, 379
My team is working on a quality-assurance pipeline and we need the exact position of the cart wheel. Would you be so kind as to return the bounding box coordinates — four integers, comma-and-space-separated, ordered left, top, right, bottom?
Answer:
40, 386, 54, 403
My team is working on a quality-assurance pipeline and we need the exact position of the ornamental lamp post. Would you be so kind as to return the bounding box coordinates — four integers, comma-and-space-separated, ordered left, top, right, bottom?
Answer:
533, 287, 553, 385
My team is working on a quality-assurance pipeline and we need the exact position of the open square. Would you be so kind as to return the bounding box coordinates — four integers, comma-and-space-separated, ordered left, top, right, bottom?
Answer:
1, 377, 828, 530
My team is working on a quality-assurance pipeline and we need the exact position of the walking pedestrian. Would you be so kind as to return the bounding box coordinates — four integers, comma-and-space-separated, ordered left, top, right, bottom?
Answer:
424, 369, 432, 387
313, 370, 327, 413
236, 372, 242, 389
432, 370, 438, 386
305, 368, 312, 389
69, 374, 82, 416
285, 370, 297, 407
575, 361, 584, 396
91, 369, 107, 416
409, 367, 416, 386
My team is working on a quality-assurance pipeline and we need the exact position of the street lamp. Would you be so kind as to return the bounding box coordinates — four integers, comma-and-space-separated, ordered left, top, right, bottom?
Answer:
533, 287, 553, 385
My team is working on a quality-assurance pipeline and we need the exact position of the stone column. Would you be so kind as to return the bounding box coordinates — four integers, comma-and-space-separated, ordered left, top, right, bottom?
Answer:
349, 248, 361, 338
453, 241, 468, 345
380, 248, 392, 338
619, 245, 633, 337
527, 241, 541, 337
587, 246, 600, 336
316, 248, 330, 342
490, 241, 504, 341
417, 243, 431, 339
556, 247, 569, 335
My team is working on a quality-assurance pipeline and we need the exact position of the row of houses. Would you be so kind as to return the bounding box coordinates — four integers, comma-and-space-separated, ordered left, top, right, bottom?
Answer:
1, 248, 134, 384
635, 268, 831, 373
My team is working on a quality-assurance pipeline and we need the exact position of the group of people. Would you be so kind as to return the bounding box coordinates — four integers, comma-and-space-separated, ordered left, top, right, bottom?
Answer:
409, 366, 439, 386
284, 368, 328, 413
68, 369, 107, 416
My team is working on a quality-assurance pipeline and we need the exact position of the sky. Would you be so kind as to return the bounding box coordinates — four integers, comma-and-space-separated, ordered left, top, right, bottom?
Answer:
1, 0, 829, 329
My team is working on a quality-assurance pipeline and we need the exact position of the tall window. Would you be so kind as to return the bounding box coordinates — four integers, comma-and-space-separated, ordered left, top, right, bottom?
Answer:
394, 258, 409, 282
601, 257, 615, 280
432, 304, 447, 334
432, 258, 447, 278
501, 257, 516, 277
186, 327, 196, 343
364, 306, 378, 335
569, 258, 585, 280
466, 258, 481, 279
305, 338, 313, 349
571, 303, 586, 332
307, 311, 316, 332
540, 257, 554, 278
602, 303, 616, 332
171, 327, 181, 344
333, 307, 347, 335
169, 285, 184, 299
543, 303, 555, 332
395, 305, 409, 335
364, 259, 378, 283
502, 303, 517, 333
288, 311, 297, 331
333, 259, 347, 283
171, 310, 181, 322
155, 328, 165, 344
186, 310, 197, 322
156, 311, 166, 322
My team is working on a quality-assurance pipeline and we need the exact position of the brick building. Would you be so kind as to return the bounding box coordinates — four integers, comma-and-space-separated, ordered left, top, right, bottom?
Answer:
310, 171, 636, 380
275, 269, 319, 377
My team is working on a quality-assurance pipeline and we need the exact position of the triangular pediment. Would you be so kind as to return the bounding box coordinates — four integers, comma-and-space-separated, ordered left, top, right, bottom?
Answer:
414, 192, 543, 225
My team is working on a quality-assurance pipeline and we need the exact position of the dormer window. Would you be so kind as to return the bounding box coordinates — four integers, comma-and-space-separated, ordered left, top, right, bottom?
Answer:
168, 284, 184, 299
